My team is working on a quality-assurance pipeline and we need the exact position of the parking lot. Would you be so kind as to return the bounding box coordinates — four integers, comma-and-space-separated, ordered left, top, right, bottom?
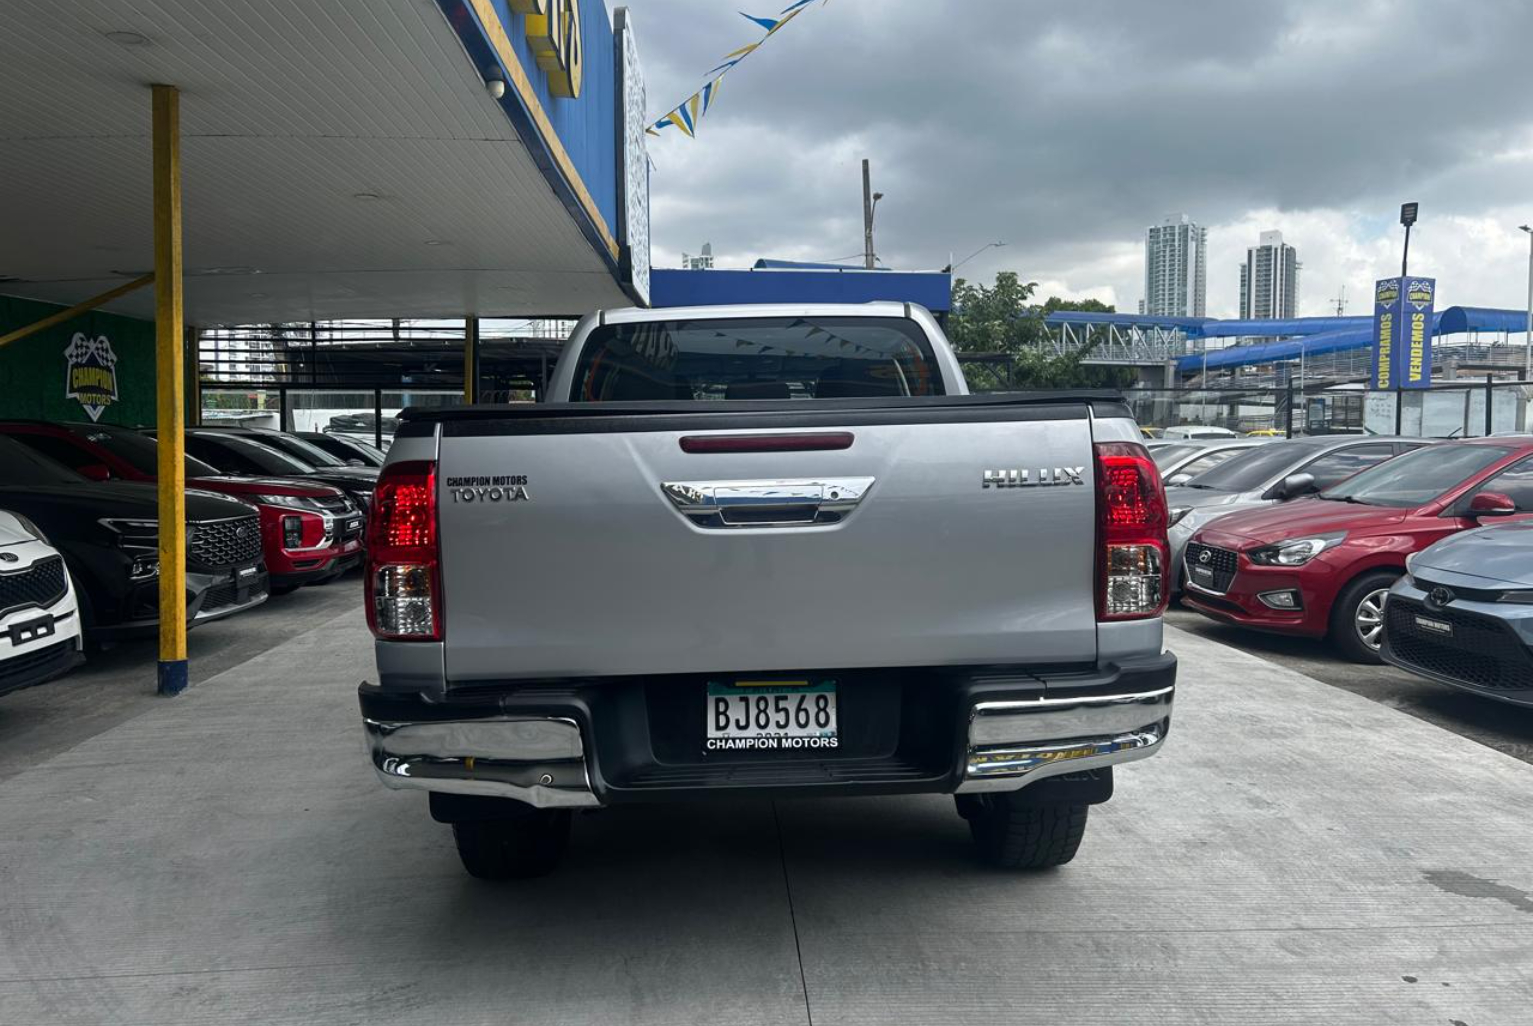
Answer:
3, 585, 1533, 1025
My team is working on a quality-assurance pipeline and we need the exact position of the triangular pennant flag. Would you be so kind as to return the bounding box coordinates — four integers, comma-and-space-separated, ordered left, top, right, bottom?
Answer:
686, 91, 703, 129
779, 0, 816, 11
740, 12, 779, 31
764, 6, 804, 37
664, 108, 694, 137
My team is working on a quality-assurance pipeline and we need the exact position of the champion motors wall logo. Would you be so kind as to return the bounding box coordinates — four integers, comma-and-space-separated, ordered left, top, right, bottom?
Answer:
64, 332, 120, 422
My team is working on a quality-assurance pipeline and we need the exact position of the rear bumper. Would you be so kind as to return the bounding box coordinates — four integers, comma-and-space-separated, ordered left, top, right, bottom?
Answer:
358, 653, 1176, 808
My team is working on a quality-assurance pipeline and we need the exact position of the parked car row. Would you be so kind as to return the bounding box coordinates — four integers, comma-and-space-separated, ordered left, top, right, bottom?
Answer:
0, 422, 379, 699
1174, 436, 1533, 680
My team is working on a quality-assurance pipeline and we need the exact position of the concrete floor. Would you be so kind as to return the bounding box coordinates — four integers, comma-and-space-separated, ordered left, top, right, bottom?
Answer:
1167, 606, 1533, 766
3, 610, 1533, 1024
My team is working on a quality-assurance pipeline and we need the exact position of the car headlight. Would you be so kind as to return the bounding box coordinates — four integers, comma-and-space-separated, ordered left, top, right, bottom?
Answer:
1168, 507, 1191, 528
255, 493, 321, 511
8, 512, 50, 545
1496, 590, 1533, 604
1247, 532, 1347, 567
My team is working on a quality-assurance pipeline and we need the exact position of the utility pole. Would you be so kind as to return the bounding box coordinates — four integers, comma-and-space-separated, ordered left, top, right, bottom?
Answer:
1521, 225, 1532, 378
861, 159, 882, 270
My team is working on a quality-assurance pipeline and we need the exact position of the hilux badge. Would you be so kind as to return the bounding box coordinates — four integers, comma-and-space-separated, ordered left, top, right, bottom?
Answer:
982, 467, 1085, 489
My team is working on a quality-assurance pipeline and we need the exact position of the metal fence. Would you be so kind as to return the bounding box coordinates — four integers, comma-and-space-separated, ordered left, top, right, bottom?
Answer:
1111, 379, 1533, 439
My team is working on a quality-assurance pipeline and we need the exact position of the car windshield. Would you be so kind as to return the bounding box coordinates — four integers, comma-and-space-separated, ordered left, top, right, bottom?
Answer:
1177, 441, 1320, 492
74, 424, 222, 478
1152, 444, 1203, 469
0, 435, 86, 485
198, 434, 317, 474
1323, 444, 1512, 508
570, 316, 945, 401
256, 433, 348, 468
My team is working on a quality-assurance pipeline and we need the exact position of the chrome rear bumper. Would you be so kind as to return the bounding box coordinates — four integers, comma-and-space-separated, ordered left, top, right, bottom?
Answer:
364, 716, 599, 808
955, 685, 1174, 793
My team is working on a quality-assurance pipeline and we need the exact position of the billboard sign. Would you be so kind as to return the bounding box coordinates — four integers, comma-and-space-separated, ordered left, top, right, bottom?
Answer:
1371, 276, 1435, 390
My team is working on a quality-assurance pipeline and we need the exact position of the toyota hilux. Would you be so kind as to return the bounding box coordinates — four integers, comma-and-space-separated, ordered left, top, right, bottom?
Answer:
358, 303, 1178, 878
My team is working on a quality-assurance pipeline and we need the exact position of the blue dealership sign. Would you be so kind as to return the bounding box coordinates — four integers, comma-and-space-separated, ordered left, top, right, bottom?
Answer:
1371, 276, 1436, 389
1401, 276, 1435, 388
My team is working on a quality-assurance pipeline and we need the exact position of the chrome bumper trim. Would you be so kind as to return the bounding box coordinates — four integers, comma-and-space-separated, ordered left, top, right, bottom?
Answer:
957, 685, 1174, 793
363, 715, 599, 809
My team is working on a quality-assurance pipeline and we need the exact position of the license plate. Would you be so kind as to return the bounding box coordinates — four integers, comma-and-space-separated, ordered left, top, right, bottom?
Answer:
8, 615, 55, 645
705, 680, 838, 752
1415, 615, 1453, 637
237, 565, 260, 579
346, 518, 362, 532
1190, 564, 1214, 583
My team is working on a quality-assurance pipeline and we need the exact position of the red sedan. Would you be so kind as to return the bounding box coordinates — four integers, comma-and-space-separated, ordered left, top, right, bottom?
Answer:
0, 421, 364, 592
1182, 438, 1533, 662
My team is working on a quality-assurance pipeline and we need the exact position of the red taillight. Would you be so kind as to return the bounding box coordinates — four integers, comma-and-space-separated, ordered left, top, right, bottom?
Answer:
364, 460, 442, 640
1094, 441, 1169, 621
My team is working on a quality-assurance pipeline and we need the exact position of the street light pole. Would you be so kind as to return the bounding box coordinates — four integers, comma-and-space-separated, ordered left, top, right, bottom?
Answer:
1521, 224, 1532, 378
861, 159, 883, 270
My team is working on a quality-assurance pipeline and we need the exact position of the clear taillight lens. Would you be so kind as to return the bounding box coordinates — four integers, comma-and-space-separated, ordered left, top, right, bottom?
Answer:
1095, 441, 1169, 621
364, 460, 441, 640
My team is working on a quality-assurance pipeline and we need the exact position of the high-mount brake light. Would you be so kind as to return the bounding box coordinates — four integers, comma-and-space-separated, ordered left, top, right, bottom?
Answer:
1094, 441, 1169, 620
364, 460, 442, 640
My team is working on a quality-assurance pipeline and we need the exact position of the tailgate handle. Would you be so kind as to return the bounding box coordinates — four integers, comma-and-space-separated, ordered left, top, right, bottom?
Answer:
661, 477, 875, 529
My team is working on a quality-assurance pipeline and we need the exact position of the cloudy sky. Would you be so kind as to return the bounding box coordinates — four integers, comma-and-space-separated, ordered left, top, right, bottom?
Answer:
628, 0, 1533, 318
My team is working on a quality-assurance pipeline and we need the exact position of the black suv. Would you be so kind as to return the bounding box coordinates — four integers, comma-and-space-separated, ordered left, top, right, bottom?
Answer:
0, 436, 269, 641
164, 427, 378, 510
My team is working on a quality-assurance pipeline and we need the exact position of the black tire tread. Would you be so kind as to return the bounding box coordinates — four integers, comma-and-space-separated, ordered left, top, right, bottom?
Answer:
452, 809, 571, 880
971, 796, 1089, 870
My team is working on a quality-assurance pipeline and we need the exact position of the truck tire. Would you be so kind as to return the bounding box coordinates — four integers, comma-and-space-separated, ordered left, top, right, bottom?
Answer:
451, 806, 571, 880
968, 794, 1089, 870
1329, 570, 1399, 664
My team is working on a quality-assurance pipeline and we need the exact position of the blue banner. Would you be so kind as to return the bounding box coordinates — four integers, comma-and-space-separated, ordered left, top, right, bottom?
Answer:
1371, 275, 1436, 389
1401, 276, 1436, 389
1370, 278, 1402, 389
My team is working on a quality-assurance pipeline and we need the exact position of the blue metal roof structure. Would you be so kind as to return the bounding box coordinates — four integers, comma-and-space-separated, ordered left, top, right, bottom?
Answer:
1046, 311, 1210, 332
649, 267, 952, 312
1173, 306, 1529, 371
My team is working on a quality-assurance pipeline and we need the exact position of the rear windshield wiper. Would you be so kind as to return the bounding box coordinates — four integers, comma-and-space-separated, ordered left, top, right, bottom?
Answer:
1319, 493, 1368, 504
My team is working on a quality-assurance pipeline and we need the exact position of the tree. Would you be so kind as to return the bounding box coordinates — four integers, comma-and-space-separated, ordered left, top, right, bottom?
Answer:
947, 272, 1135, 390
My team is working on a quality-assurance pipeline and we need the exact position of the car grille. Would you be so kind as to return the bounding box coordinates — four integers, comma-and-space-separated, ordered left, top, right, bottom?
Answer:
1386, 597, 1533, 692
189, 516, 263, 569
0, 555, 68, 616
1184, 542, 1239, 594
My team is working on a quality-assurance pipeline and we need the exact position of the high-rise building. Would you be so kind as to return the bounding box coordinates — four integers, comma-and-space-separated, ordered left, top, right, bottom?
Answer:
1143, 215, 1206, 317
682, 242, 714, 270
1239, 230, 1300, 320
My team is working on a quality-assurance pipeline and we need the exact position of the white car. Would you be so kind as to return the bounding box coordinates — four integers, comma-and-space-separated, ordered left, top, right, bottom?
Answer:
1161, 425, 1240, 440
0, 509, 84, 698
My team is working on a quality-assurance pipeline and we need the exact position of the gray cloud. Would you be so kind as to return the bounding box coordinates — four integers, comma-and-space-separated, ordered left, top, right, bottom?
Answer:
628, 0, 1533, 313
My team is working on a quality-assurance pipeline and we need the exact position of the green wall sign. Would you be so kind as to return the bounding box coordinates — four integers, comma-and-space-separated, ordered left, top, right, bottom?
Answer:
0, 295, 156, 426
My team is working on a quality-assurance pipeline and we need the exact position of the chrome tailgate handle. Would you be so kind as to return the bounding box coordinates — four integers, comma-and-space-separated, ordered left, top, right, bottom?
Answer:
662, 477, 874, 528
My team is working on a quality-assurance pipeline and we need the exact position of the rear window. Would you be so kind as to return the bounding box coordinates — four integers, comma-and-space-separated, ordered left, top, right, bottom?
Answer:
569, 316, 944, 402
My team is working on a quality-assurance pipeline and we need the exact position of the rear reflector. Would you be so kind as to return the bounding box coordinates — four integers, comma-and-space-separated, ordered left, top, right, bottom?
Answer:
365, 460, 442, 640
680, 432, 854, 454
1094, 441, 1169, 621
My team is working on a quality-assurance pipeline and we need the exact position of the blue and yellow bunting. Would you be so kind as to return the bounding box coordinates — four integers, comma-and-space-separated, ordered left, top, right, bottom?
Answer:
647, 1, 827, 138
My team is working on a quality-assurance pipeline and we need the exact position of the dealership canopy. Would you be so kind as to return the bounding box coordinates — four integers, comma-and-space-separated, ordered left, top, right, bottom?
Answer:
0, 0, 651, 323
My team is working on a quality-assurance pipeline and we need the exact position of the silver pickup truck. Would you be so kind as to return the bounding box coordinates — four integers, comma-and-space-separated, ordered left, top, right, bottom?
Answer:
358, 303, 1176, 878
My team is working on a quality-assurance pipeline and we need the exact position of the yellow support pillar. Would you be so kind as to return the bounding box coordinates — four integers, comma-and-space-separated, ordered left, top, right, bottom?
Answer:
464, 315, 479, 404
152, 84, 188, 696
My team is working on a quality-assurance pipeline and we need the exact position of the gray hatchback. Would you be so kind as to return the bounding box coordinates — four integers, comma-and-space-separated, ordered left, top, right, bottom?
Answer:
1383, 519, 1533, 706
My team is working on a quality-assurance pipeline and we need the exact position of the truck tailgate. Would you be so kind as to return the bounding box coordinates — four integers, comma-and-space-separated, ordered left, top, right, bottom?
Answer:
437, 409, 1100, 681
